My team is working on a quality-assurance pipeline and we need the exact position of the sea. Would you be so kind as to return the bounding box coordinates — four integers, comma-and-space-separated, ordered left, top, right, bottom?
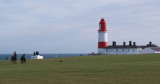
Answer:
0, 53, 89, 61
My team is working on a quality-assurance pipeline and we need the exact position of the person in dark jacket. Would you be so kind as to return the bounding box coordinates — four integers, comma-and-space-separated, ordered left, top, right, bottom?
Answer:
36, 51, 39, 55
20, 54, 26, 63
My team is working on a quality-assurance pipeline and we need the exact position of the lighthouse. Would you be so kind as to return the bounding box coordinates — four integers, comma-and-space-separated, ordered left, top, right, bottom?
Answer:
98, 18, 108, 54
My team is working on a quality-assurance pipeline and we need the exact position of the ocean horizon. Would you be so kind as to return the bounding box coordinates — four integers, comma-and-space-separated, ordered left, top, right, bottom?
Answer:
0, 53, 89, 61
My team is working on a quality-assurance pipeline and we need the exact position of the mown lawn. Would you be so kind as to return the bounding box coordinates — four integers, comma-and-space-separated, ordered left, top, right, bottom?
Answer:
0, 54, 160, 84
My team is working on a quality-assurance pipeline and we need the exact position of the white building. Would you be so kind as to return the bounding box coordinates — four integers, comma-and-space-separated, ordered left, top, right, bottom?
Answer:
141, 47, 160, 54
101, 41, 160, 55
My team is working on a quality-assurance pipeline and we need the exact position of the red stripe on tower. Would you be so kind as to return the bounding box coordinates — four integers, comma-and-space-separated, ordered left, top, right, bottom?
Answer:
98, 42, 108, 48
98, 18, 108, 53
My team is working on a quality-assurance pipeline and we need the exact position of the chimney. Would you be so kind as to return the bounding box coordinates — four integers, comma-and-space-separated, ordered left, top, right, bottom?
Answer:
133, 42, 136, 46
112, 41, 115, 46
123, 42, 126, 46
112, 41, 116, 46
149, 42, 152, 46
129, 41, 132, 46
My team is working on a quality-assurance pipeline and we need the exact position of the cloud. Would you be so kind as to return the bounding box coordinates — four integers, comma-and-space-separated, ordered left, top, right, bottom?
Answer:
0, 0, 160, 53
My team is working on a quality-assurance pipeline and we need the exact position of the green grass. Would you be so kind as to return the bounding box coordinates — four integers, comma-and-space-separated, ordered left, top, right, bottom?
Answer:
0, 54, 160, 84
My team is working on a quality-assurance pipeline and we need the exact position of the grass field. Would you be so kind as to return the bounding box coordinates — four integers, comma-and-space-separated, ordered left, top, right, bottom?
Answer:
0, 54, 160, 84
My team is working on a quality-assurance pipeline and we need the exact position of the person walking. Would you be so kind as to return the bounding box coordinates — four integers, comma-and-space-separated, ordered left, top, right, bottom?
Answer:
20, 54, 26, 63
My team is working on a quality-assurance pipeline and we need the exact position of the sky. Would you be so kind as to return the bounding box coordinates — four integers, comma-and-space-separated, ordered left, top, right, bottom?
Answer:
0, 0, 160, 54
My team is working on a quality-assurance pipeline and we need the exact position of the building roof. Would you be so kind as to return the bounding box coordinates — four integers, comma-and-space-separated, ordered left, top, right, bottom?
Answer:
104, 44, 158, 49
150, 47, 160, 51
139, 44, 158, 49
104, 45, 140, 49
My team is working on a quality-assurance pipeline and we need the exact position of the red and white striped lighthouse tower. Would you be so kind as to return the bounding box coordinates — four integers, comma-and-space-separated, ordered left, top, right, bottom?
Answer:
98, 18, 108, 53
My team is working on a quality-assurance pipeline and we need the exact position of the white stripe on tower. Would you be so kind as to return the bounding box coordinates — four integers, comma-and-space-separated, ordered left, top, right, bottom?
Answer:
98, 32, 108, 42
98, 18, 108, 54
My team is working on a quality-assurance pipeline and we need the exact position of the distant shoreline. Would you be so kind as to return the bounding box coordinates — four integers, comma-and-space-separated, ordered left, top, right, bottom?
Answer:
0, 53, 89, 61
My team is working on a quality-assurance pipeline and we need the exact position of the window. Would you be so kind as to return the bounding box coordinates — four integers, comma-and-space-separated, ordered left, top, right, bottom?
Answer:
99, 24, 102, 30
